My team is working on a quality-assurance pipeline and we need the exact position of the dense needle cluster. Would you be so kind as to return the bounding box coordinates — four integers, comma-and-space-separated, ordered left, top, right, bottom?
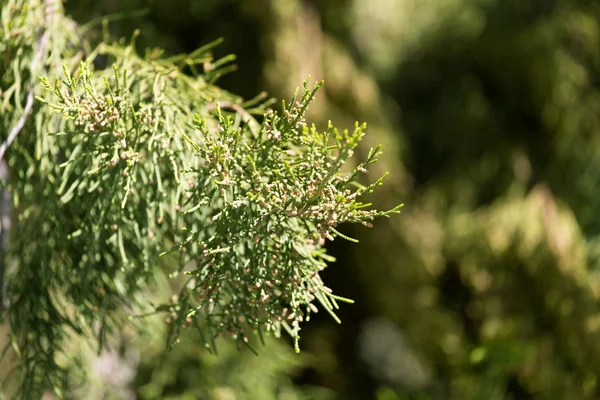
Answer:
0, 0, 401, 396
158, 80, 402, 352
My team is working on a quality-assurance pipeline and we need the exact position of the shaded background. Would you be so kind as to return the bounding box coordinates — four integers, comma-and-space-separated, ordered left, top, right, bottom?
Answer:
15, 0, 600, 399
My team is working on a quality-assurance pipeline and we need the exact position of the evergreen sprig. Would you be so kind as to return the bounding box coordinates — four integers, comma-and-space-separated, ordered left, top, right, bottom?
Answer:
0, 0, 402, 397
159, 80, 403, 354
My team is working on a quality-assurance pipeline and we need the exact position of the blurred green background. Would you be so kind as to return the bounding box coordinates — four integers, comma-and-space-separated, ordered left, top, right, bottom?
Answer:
10, 0, 600, 399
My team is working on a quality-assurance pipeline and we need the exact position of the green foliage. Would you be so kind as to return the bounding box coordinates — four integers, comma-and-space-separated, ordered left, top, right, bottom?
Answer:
184, 0, 600, 398
0, 0, 400, 398
63, 270, 333, 400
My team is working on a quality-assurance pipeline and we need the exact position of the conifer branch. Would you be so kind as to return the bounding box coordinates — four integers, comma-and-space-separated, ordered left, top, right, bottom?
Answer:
0, 0, 52, 162
0, 0, 402, 397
